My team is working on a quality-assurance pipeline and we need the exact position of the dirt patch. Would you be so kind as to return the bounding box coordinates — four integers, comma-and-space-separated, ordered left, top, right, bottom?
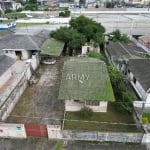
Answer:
6, 57, 67, 125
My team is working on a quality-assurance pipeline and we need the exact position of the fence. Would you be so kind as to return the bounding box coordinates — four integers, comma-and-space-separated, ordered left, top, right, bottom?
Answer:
0, 123, 145, 143
61, 130, 143, 143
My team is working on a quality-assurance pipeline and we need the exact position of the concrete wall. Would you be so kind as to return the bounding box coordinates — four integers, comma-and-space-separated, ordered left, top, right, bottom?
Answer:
47, 125, 62, 139
61, 130, 143, 143
0, 124, 26, 139
0, 68, 12, 88
0, 54, 40, 121
65, 100, 108, 112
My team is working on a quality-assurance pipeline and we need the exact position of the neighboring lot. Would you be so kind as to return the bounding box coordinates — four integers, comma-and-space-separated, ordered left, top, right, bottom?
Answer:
6, 58, 66, 125
64, 103, 138, 132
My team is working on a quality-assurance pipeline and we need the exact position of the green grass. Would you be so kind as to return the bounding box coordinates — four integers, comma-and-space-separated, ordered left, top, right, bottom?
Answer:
41, 38, 64, 56
143, 113, 150, 122
0, 30, 13, 36
5, 13, 27, 19
16, 23, 47, 27
58, 57, 115, 101
64, 103, 138, 132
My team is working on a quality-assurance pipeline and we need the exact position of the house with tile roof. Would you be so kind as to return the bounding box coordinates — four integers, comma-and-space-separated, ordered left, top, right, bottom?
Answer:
0, 30, 49, 60
126, 59, 150, 106
58, 57, 115, 112
105, 42, 150, 108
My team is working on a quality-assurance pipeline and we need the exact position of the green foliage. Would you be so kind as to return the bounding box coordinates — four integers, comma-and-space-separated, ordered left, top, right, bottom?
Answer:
88, 51, 106, 61
106, 2, 115, 8
116, 91, 135, 113
4, 13, 26, 19
51, 15, 105, 56
79, 107, 93, 119
59, 10, 70, 17
95, 4, 99, 8
16, 8, 22, 12
108, 29, 130, 43
51, 27, 86, 55
5, 9, 14, 14
108, 65, 123, 86
25, 3, 38, 11
69, 15, 105, 42
54, 143, 63, 150
121, 34, 130, 43
142, 117, 149, 124
108, 65, 135, 113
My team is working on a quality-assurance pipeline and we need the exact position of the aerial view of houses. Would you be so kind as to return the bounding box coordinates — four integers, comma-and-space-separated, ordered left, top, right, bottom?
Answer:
0, 0, 150, 149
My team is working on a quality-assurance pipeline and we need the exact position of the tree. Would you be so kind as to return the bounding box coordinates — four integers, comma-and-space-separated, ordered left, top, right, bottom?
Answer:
51, 27, 86, 55
59, 10, 70, 17
69, 15, 105, 40
108, 29, 130, 43
106, 2, 115, 8
51, 15, 105, 55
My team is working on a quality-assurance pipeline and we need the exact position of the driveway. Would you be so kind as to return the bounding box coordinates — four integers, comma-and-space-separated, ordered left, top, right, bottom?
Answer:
6, 57, 65, 125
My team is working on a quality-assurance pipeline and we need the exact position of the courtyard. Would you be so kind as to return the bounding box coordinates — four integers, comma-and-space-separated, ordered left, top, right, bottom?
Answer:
6, 57, 66, 125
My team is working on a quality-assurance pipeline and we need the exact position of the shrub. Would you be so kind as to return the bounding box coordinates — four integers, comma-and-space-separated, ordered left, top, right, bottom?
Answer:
142, 117, 149, 124
79, 107, 93, 119
88, 51, 106, 61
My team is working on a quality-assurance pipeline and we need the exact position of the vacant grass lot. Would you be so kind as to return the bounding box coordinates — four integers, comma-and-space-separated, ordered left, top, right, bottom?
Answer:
64, 103, 138, 132
16, 23, 47, 27
41, 38, 64, 56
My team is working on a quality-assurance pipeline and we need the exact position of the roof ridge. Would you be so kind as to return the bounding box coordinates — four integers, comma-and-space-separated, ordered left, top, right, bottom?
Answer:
27, 35, 40, 50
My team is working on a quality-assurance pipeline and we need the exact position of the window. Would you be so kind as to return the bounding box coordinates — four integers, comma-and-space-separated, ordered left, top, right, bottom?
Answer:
86, 101, 99, 106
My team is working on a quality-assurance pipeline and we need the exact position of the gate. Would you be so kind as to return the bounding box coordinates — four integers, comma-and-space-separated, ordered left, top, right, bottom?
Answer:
25, 124, 48, 137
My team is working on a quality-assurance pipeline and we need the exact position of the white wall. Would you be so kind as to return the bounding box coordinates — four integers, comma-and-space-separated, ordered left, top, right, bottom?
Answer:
4, 50, 31, 60
5, 51, 18, 60
65, 100, 108, 112
142, 133, 150, 143
22, 50, 31, 60
47, 125, 62, 139
0, 124, 26, 138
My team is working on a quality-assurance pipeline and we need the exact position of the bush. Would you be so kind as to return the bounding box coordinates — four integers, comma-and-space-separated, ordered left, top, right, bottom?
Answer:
79, 107, 93, 119
142, 117, 149, 124
88, 51, 106, 61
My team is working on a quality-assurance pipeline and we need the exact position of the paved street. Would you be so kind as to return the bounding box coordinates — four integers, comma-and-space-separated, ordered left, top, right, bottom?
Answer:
0, 138, 147, 150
